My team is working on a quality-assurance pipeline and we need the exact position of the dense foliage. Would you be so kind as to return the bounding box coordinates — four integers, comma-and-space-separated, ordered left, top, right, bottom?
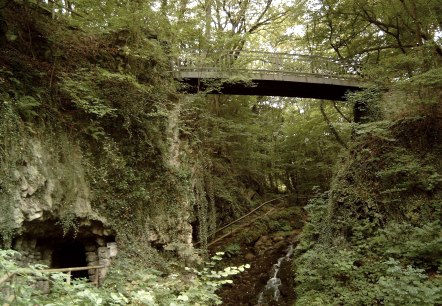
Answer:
294, 0, 442, 304
295, 118, 442, 304
1, 0, 441, 304
0, 249, 249, 305
0, 0, 349, 303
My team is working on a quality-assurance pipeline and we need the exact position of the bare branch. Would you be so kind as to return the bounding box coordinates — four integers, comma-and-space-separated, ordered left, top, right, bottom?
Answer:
332, 101, 352, 123
320, 101, 348, 150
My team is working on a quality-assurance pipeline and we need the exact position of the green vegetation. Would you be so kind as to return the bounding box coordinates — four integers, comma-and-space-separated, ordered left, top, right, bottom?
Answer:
0, 0, 441, 304
0, 249, 249, 305
294, 0, 442, 304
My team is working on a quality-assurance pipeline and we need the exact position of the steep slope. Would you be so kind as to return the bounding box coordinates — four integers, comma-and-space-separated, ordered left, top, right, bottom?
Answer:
294, 114, 442, 305
0, 1, 195, 270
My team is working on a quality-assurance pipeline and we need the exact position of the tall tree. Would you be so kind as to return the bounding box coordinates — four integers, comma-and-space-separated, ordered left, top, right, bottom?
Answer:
303, 0, 442, 74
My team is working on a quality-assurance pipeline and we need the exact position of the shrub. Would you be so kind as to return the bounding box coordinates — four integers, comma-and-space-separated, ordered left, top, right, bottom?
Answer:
0, 249, 249, 305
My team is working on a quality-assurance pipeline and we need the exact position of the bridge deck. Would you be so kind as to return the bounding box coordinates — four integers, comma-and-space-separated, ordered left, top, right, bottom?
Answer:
175, 70, 362, 100
173, 50, 363, 100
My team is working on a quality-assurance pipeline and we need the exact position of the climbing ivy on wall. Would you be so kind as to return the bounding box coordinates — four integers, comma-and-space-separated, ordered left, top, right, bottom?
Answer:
0, 1, 194, 261
0, 94, 22, 244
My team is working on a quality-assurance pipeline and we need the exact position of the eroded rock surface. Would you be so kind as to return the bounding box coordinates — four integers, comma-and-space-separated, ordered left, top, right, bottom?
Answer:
7, 138, 102, 230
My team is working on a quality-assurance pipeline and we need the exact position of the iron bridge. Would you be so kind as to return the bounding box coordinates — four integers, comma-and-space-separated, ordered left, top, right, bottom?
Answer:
172, 49, 363, 100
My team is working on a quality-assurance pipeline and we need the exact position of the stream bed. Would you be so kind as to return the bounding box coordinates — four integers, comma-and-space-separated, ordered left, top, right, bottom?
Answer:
257, 245, 294, 305
216, 235, 298, 306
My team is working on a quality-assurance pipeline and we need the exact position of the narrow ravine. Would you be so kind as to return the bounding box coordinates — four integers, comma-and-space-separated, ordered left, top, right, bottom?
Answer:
209, 199, 302, 306
216, 235, 298, 306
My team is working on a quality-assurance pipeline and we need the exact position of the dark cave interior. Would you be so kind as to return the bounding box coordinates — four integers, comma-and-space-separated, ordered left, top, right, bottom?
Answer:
50, 239, 89, 279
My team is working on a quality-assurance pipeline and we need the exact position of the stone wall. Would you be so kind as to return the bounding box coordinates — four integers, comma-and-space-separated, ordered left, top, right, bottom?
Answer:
27, 139, 96, 222
1, 136, 110, 247
12, 235, 117, 284
13, 237, 52, 267
85, 240, 118, 283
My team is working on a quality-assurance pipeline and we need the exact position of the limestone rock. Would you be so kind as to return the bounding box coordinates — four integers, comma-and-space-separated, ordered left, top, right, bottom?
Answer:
97, 246, 109, 258
107, 242, 118, 257
5, 138, 107, 231
86, 251, 98, 262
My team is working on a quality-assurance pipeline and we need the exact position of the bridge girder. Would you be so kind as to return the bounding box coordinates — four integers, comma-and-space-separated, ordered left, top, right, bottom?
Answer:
175, 71, 363, 101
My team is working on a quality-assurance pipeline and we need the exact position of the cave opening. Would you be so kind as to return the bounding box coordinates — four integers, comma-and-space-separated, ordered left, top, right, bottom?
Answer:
51, 240, 89, 279
14, 220, 117, 283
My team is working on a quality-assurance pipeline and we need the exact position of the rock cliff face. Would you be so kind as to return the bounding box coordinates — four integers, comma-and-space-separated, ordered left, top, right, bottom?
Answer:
0, 1, 197, 278
2, 125, 197, 268
11, 138, 98, 227
1, 133, 117, 281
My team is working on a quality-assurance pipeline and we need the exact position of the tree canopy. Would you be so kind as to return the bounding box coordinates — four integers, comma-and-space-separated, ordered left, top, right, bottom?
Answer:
0, 0, 441, 304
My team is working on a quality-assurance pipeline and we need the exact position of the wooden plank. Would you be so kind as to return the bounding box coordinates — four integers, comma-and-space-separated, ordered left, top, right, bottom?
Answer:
41, 265, 104, 273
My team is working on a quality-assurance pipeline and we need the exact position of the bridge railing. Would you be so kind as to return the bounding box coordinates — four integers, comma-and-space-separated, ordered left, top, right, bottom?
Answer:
174, 49, 359, 79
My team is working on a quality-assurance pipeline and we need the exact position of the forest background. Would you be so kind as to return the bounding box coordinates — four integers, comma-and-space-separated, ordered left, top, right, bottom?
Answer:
0, 0, 441, 304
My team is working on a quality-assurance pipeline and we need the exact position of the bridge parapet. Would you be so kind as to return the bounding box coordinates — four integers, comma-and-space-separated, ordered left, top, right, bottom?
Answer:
174, 49, 359, 80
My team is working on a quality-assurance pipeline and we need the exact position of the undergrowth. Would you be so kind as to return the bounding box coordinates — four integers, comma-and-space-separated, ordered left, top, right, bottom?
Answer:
0, 249, 249, 305
294, 116, 442, 305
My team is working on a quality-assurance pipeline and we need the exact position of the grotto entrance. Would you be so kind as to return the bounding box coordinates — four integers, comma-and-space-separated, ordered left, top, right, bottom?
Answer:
51, 240, 89, 279
12, 219, 118, 284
